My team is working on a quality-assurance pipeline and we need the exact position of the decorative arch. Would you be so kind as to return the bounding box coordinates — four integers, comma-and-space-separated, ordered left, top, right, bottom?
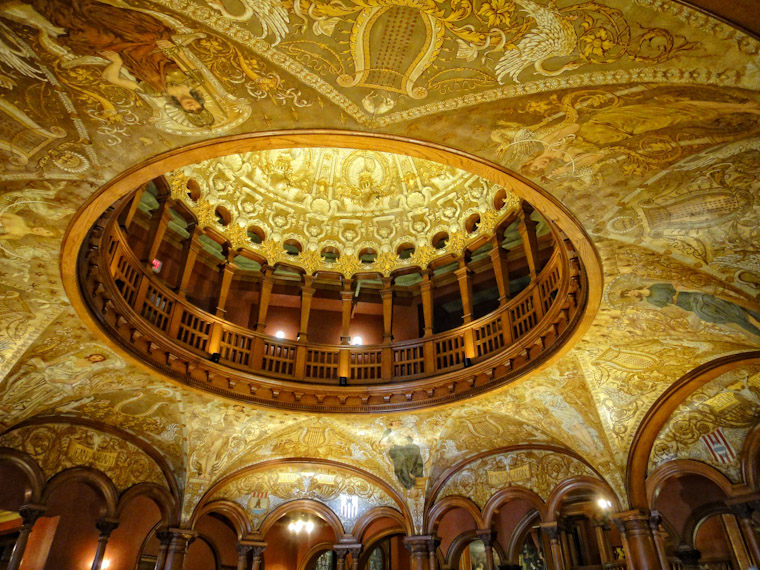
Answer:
426, 496, 485, 535
0, 447, 46, 505
482, 486, 546, 528
645, 459, 734, 509
2, 416, 181, 499
297, 541, 335, 570
116, 482, 179, 527
357, 528, 407, 569
740, 421, 760, 490
191, 499, 254, 539
259, 498, 346, 539
506, 510, 541, 565
682, 502, 734, 548
41, 466, 119, 518
627, 352, 760, 509
194, 457, 412, 535
444, 530, 482, 570
544, 476, 620, 522
352, 506, 411, 541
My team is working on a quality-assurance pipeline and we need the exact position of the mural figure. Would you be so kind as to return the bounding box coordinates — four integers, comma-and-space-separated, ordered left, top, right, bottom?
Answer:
380, 421, 424, 491
6, 0, 250, 133
623, 283, 760, 336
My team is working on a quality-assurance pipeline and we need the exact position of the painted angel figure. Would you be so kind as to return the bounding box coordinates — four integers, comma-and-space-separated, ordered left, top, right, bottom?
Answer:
4, 0, 250, 134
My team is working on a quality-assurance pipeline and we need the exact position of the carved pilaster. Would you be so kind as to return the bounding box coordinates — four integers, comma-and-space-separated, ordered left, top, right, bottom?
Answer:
6, 504, 46, 570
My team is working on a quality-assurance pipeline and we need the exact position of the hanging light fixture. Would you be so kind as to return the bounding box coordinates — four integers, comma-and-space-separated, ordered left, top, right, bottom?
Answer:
288, 517, 315, 534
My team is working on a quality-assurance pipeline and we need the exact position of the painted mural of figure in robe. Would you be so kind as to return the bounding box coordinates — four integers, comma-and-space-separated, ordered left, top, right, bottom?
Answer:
0, 0, 250, 133
380, 422, 424, 491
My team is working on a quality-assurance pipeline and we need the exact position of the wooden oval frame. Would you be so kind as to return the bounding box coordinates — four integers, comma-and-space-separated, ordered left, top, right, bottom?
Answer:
62, 130, 601, 414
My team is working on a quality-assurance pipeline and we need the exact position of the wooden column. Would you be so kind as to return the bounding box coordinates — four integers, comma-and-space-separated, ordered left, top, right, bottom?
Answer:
612, 510, 662, 570
517, 202, 540, 279
540, 523, 565, 570
381, 277, 393, 343
427, 537, 440, 570
254, 268, 275, 332
215, 251, 238, 317
419, 272, 434, 337
163, 529, 198, 570
489, 236, 511, 305
6, 504, 46, 570
404, 536, 432, 570
477, 530, 497, 570
119, 183, 148, 231
90, 519, 119, 570
592, 517, 613, 565
734, 504, 760, 568
175, 226, 203, 297
334, 548, 348, 570
649, 511, 670, 570
340, 279, 354, 345
298, 276, 316, 342
454, 261, 474, 324
142, 193, 172, 265
559, 524, 573, 570
153, 530, 172, 570
236, 544, 251, 570
722, 513, 752, 570
249, 545, 266, 570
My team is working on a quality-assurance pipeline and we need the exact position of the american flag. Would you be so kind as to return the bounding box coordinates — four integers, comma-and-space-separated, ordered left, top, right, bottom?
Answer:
701, 427, 736, 464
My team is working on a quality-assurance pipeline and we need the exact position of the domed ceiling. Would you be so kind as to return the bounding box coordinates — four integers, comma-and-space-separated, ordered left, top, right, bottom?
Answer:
0, 0, 758, 535
172, 147, 519, 275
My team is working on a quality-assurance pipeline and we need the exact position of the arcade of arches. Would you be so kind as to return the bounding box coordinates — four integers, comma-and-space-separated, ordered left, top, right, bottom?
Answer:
0, 0, 759, 569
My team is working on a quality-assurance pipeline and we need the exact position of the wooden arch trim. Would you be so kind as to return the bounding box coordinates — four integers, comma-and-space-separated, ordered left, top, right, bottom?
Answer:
444, 529, 481, 570
357, 528, 407, 569
544, 476, 620, 523
426, 443, 610, 510
297, 541, 335, 570
740, 421, 760, 491
645, 459, 735, 509
192, 531, 223, 570
191, 499, 253, 539
425, 495, 485, 536
259, 498, 346, 539
41, 466, 119, 518
681, 501, 734, 548
626, 351, 760, 509
507, 510, 541, 565
352, 505, 410, 541
193, 457, 412, 534
116, 481, 179, 527
3, 415, 181, 501
482, 486, 545, 528
0, 447, 46, 505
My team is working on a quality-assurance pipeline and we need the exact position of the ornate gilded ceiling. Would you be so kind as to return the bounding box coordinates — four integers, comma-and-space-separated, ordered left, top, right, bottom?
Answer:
171, 147, 519, 275
0, 0, 758, 536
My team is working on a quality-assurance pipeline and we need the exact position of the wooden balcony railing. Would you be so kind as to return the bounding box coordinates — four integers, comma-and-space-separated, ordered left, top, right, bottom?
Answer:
81, 208, 586, 412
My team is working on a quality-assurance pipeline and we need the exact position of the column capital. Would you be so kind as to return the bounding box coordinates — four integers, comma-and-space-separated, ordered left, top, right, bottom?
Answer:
18, 504, 46, 527
96, 517, 120, 537
476, 529, 497, 546
404, 535, 435, 554
237, 543, 253, 556
334, 544, 362, 557
539, 521, 561, 541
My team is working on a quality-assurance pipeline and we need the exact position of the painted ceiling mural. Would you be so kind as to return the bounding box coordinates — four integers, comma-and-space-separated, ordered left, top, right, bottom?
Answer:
0, 0, 757, 535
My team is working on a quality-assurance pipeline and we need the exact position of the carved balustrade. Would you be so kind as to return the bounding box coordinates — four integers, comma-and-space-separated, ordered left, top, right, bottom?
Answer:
80, 205, 586, 412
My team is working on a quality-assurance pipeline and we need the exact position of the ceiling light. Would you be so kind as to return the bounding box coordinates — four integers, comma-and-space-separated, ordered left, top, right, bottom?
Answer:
288, 517, 314, 534
275, 331, 286, 339
351, 336, 362, 346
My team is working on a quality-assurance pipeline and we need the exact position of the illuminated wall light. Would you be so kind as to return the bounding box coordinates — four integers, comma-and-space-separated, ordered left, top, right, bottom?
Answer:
288, 517, 314, 534
351, 336, 363, 346
275, 330, 286, 339
101, 561, 111, 569
597, 498, 613, 510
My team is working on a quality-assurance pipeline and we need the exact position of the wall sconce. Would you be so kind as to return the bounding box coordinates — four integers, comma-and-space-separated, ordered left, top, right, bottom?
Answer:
275, 330, 286, 339
350, 336, 363, 346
